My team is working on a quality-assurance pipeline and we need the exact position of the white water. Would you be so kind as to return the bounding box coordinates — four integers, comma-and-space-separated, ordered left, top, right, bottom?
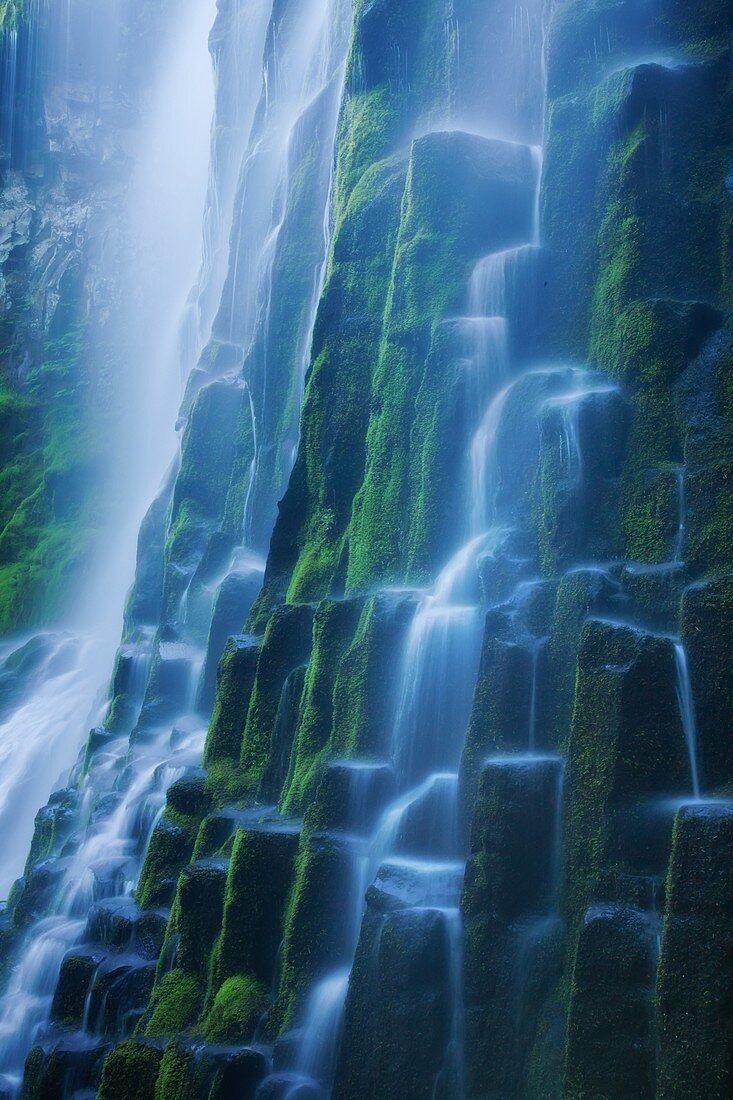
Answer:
275, 89, 552, 1100
0, 0, 216, 1083
0, 0, 215, 898
674, 643, 702, 800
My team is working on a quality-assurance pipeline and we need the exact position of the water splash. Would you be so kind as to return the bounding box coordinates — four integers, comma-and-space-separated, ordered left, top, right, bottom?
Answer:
673, 643, 701, 800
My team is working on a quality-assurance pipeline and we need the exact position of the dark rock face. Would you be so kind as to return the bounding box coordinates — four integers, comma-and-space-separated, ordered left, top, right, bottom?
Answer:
565, 905, 657, 1100
333, 907, 452, 1100
656, 804, 733, 1100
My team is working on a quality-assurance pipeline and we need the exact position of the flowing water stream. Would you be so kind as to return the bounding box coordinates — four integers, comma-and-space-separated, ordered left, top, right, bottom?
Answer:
0, 0, 353, 1090
0, 0, 215, 900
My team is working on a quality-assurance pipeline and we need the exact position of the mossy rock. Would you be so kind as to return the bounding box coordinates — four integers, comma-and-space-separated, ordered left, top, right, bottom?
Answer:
258, 665, 307, 803
564, 620, 690, 929
84, 954, 156, 1039
465, 756, 564, 923
280, 597, 365, 815
22, 1038, 107, 1100
171, 858, 228, 979
305, 760, 395, 834
201, 635, 260, 799
656, 803, 733, 1100
153, 1039, 267, 1100
680, 576, 733, 791
202, 976, 269, 1044
210, 822, 300, 999
331, 590, 417, 760
276, 829, 358, 1029
347, 130, 538, 590
238, 604, 315, 794
199, 573, 262, 710
166, 772, 212, 820
136, 809, 201, 911
98, 1040, 164, 1100
460, 753, 566, 1097
333, 907, 451, 1100
143, 969, 203, 1039
84, 897, 167, 959
533, 386, 629, 575
259, 153, 408, 610
154, 1042, 197, 1100
50, 947, 103, 1028
461, 613, 535, 803
564, 905, 656, 1100
544, 569, 624, 748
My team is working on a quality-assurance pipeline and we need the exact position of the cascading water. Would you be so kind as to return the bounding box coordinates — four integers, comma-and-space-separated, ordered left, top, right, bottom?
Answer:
260, 15, 557, 1098
0, 0, 215, 899
0, 0, 353, 1092
1, 1, 729, 1097
0, 0, 216, 1085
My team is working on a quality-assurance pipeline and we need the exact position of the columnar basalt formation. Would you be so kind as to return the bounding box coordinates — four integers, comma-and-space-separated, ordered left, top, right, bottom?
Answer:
0, 1, 731, 1099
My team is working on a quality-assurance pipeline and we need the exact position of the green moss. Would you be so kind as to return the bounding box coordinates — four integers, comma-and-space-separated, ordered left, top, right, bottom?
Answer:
271, 154, 407, 607
0, 0, 25, 29
275, 828, 353, 1030
202, 975, 268, 1043
0, 322, 100, 632
331, 591, 416, 759
154, 1043, 196, 1100
98, 1041, 163, 1100
168, 860, 228, 979
564, 620, 689, 930
257, 0, 456, 609
144, 969, 202, 1038
280, 597, 363, 814
136, 807, 201, 910
208, 825, 298, 1002
203, 637, 260, 768
656, 805, 733, 1100
238, 603, 314, 794
347, 132, 537, 590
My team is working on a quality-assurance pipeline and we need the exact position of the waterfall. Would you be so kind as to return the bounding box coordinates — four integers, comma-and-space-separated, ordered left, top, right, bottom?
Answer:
0, 0, 729, 1096
674, 643, 701, 801
0, 0, 216, 1084
0, 0, 215, 899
